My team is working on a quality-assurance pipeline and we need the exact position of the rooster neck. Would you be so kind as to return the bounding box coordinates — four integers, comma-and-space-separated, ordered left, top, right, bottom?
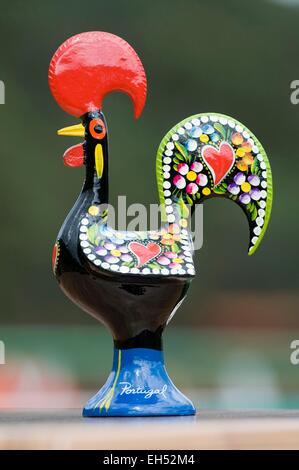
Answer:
83, 135, 109, 207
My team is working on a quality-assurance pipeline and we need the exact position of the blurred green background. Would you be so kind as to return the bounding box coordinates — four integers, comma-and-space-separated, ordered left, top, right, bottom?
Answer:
0, 0, 298, 409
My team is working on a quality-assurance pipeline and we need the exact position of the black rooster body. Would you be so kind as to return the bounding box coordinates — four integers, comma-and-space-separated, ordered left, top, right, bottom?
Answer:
49, 32, 272, 416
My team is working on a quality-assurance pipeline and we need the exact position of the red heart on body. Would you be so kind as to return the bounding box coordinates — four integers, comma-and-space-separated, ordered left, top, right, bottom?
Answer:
128, 242, 161, 268
202, 142, 235, 186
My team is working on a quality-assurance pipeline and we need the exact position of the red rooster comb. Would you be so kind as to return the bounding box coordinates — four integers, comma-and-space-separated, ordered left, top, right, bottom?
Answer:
48, 31, 147, 118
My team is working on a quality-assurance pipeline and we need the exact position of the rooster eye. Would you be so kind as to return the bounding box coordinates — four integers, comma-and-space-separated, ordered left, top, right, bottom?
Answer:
89, 118, 106, 139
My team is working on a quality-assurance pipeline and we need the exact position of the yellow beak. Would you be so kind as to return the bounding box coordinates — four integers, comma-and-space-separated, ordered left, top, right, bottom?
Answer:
57, 123, 85, 137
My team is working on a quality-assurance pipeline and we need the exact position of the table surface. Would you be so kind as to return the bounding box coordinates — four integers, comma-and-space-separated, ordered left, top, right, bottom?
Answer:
1, 409, 299, 450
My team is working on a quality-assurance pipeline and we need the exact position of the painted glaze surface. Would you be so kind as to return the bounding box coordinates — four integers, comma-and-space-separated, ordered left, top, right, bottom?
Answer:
49, 31, 272, 416
83, 348, 195, 417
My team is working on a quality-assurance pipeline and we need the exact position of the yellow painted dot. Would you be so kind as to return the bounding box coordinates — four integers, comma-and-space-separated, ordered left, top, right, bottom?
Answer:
88, 205, 99, 216
186, 170, 197, 181
242, 144, 252, 153
173, 258, 184, 264
179, 219, 188, 228
236, 148, 246, 157
163, 233, 172, 239
172, 235, 181, 241
241, 182, 251, 193
202, 188, 211, 196
200, 134, 209, 143
111, 249, 121, 257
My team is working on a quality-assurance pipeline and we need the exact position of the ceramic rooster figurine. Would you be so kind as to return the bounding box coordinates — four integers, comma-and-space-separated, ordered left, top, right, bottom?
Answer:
49, 32, 272, 417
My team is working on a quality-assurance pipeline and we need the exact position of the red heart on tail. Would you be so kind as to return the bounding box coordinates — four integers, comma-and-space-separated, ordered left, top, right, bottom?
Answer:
128, 242, 161, 268
202, 142, 235, 186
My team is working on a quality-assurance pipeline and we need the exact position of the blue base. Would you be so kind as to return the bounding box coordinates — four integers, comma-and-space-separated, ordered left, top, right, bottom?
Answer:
83, 348, 196, 417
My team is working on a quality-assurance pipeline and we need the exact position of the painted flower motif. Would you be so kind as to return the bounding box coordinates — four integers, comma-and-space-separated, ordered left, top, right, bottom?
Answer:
110, 249, 122, 257
157, 250, 185, 267
173, 161, 208, 195
104, 242, 116, 250
173, 174, 186, 189
118, 245, 129, 253
186, 139, 198, 152
99, 225, 132, 245
231, 132, 244, 146
120, 254, 133, 262
82, 202, 194, 274
104, 255, 119, 264
168, 258, 184, 269
96, 247, 107, 256
201, 124, 214, 135
210, 132, 220, 143
149, 232, 160, 240
161, 232, 181, 245
232, 133, 255, 171
186, 183, 198, 194
157, 256, 171, 266
168, 224, 180, 234
199, 134, 209, 143
228, 172, 261, 204
164, 251, 177, 259
189, 124, 214, 142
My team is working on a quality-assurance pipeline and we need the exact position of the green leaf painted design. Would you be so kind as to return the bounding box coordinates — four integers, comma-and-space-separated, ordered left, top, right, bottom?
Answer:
156, 112, 272, 257
213, 186, 226, 194
251, 205, 258, 221
174, 142, 189, 160
148, 262, 161, 269
213, 181, 228, 194
251, 157, 260, 175
178, 194, 190, 218
247, 201, 258, 221
172, 243, 180, 253
94, 236, 102, 246
214, 123, 226, 139
87, 223, 99, 244
186, 194, 193, 206
101, 209, 108, 220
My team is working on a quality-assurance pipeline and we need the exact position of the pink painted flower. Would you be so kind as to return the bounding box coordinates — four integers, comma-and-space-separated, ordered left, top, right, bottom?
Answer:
164, 251, 177, 259
196, 173, 208, 186
168, 262, 179, 269
157, 256, 171, 265
174, 161, 208, 194
173, 174, 186, 189
177, 163, 189, 175
186, 183, 198, 194
190, 161, 203, 172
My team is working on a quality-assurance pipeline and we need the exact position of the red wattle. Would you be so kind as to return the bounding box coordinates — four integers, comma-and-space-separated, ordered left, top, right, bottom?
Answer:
63, 143, 84, 167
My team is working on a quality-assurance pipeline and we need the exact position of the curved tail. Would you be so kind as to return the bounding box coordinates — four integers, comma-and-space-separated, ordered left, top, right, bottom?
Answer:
156, 113, 272, 255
